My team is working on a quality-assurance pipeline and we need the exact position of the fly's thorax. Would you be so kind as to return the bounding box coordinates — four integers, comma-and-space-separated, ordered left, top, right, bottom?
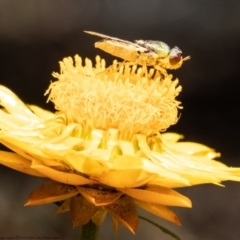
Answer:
135, 40, 170, 58
135, 51, 159, 66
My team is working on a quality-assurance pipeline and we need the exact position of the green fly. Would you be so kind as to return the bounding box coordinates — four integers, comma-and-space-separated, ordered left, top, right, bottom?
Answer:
84, 31, 190, 76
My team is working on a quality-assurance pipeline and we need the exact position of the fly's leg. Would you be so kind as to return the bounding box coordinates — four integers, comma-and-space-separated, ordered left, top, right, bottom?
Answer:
106, 62, 151, 80
141, 65, 149, 78
154, 65, 168, 79
96, 60, 137, 76
94, 60, 121, 76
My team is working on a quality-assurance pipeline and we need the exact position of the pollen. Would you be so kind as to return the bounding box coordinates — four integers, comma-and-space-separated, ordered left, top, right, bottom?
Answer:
46, 55, 182, 136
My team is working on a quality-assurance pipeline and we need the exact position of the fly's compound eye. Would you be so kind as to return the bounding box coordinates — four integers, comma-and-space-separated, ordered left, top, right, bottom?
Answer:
169, 47, 182, 65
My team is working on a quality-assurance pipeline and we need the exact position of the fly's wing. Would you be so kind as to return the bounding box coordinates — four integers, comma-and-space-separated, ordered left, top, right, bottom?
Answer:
84, 31, 134, 44
85, 30, 147, 62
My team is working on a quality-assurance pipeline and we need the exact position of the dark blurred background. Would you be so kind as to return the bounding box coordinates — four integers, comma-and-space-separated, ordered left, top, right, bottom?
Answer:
0, 1, 240, 239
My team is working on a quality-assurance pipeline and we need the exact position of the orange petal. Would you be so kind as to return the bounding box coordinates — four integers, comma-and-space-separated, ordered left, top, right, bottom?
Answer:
31, 159, 93, 185
91, 208, 107, 228
76, 186, 123, 206
25, 180, 78, 206
55, 198, 71, 213
118, 185, 192, 208
106, 195, 138, 234
70, 195, 98, 228
111, 216, 119, 236
0, 150, 45, 177
134, 199, 181, 225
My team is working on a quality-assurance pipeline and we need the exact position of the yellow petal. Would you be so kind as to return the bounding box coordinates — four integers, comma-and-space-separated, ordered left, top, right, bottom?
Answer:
92, 169, 156, 188
30, 156, 69, 171
0, 134, 49, 159
91, 155, 163, 188
136, 134, 192, 185
65, 151, 107, 175
55, 198, 71, 213
70, 195, 98, 227
43, 136, 83, 151
155, 152, 240, 186
25, 180, 78, 206
147, 178, 190, 188
161, 133, 183, 143
39, 114, 66, 138
0, 109, 29, 130
31, 159, 93, 185
118, 140, 136, 155
27, 104, 55, 121
109, 155, 143, 170
134, 199, 181, 225
0, 150, 44, 177
167, 141, 219, 157
0, 85, 39, 121
118, 185, 192, 208
0, 138, 69, 172
76, 186, 123, 206
106, 195, 138, 234
40, 123, 83, 146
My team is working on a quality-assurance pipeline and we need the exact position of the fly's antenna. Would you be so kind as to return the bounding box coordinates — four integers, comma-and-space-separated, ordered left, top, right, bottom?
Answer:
183, 56, 191, 61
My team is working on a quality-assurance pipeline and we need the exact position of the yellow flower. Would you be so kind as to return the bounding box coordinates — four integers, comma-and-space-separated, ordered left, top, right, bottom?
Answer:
0, 55, 239, 234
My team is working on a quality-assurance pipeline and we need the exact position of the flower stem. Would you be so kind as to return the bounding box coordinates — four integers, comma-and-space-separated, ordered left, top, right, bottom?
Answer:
80, 220, 99, 240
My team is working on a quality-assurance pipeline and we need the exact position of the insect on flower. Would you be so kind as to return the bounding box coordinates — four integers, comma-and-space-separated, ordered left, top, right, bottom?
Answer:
84, 30, 190, 76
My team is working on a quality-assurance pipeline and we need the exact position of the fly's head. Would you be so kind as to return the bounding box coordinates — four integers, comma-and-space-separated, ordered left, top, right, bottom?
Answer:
169, 47, 182, 65
167, 46, 190, 69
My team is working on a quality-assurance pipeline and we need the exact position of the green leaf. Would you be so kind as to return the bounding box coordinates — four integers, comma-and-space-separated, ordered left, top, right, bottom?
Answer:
139, 215, 182, 240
